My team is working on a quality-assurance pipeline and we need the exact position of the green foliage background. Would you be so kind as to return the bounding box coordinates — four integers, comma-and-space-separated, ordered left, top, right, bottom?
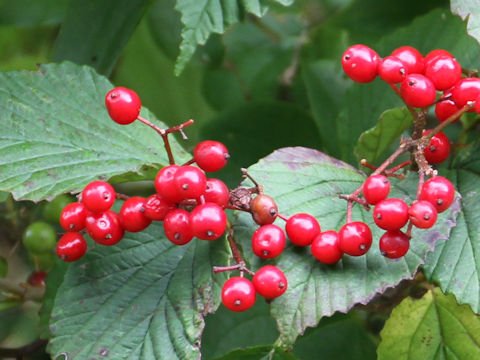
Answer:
0, 0, 480, 359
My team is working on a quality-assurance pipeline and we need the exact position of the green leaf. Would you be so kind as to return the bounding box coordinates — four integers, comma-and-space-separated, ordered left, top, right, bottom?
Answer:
213, 345, 298, 360
293, 313, 377, 360
233, 147, 459, 347
48, 223, 230, 359
202, 299, 278, 359
451, 0, 480, 48
199, 102, 321, 188
377, 288, 480, 359
422, 169, 480, 314
52, 0, 151, 76
0, 62, 189, 201
174, 0, 293, 75
301, 59, 350, 158
354, 108, 413, 164
0, 0, 70, 27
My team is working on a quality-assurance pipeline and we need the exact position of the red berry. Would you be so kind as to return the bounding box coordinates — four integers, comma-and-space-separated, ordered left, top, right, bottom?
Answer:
28, 271, 47, 287
338, 222, 372, 256
408, 200, 438, 229
378, 56, 407, 84
420, 176, 455, 213
363, 175, 390, 205
105, 87, 141, 125
174, 165, 207, 200
379, 230, 410, 259
60, 202, 87, 232
391, 46, 424, 74
154, 165, 183, 203
85, 210, 124, 246
143, 194, 175, 221
163, 209, 193, 245
424, 55, 461, 91
435, 91, 460, 122
424, 49, 454, 67
341, 44, 380, 83
119, 197, 152, 232
400, 74, 436, 108
373, 198, 409, 231
310, 230, 343, 264
204, 178, 230, 208
221, 277, 256, 312
250, 194, 278, 225
251, 224, 286, 259
285, 213, 321, 246
194, 140, 230, 172
253, 265, 288, 299
451, 77, 480, 109
56, 232, 87, 262
190, 203, 227, 241
422, 130, 451, 164
81, 180, 116, 213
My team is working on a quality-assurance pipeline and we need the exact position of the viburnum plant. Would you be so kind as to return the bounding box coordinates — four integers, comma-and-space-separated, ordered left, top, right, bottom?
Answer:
1, 1, 480, 360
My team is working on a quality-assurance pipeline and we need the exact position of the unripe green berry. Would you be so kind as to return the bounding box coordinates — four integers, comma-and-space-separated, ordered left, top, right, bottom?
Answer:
42, 194, 75, 223
22, 221, 56, 254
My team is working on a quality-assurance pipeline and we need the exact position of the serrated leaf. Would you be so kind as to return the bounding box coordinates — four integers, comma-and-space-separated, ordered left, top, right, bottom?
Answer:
293, 313, 376, 360
202, 299, 278, 359
213, 345, 298, 360
233, 147, 459, 347
0, 62, 189, 202
0, 0, 69, 27
451, 0, 480, 48
52, 0, 150, 76
174, 0, 292, 75
48, 223, 230, 360
377, 288, 480, 359
422, 169, 480, 314
354, 108, 413, 164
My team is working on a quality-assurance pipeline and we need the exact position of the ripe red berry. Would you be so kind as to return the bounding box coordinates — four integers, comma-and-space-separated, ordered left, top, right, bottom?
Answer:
194, 140, 230, 172
378, 56, 407, 84
154, 165, 183, 203
250, 194, 278, 225
204, 178, 230, 208
373, 198, 409, 231
28, 271, 47, 287
338, 221, 372, 256
435, 91, 460, 122
379, 230, 410, 259
105, 87, 141, 125
174, 165, 207, 200
60, 202, 87, 231
451, 77, 480, 109
420, 176, 455, 213
285, 213, 321, 246
190, 203, 227, 241
56, 232, 87, 262
85, 210, 124, 246
341, 44, 380, 83
144, 194, 175, 221
400, 74, 436, 108
391, 46, 424, 74
163, 209, 193, 245
119, 197, 152, 232
310, 230, 343, 264
221, 277, 256, 312
253, 265, 288, 299
422, 130, 451, 164
424, 49, 454, 67
363, 175, 390, 205
424, 55, 461, 91
81, 180, 116, 213
408, 200, 438, 229
251, 224, 286, 259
